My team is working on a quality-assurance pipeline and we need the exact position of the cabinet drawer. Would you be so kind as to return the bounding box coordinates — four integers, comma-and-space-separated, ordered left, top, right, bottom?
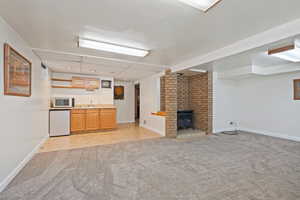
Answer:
86, 109, 99, 113
72, 109, 86, 114
100, 108, 116, 113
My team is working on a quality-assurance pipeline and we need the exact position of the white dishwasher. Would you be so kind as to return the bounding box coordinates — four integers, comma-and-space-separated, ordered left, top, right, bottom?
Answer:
49, 109, 71, 137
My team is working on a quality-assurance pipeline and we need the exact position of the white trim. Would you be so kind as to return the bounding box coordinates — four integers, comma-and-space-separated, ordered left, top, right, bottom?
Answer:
172, 18, 300, 71
117, 120, 135, 124
239, 127, 300, 142
140, 124, 165, 136
213, 128, 236, 134
0, 136, 49, 192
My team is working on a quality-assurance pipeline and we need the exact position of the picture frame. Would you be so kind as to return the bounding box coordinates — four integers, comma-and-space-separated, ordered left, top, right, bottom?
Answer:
294, 79, 300, 100
4, 43, 31, 97
101, 80, 112, 88
114, 86, 124, 100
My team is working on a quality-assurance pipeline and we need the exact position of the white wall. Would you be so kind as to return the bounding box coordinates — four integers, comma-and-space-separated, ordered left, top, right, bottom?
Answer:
213, 73, 238, 133
139, 74, 165, 136
114, 81, 135, 123
236, 72, 300, 141
0, 17, 50, 190
51, 72, 114, 105
213, 71, 300, 141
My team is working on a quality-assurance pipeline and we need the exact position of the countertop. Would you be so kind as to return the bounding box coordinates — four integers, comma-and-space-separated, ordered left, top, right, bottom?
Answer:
49, 104, 116, 111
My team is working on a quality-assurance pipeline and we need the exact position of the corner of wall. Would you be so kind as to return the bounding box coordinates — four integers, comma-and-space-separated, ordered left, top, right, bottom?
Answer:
0, 136, 48, 192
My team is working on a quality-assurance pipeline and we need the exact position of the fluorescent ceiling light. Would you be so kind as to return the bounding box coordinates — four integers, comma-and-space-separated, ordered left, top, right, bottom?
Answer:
189, 69, 207, 73
178, 0, 222, 12
78, 38, 149, 57
268, 44, 300, 62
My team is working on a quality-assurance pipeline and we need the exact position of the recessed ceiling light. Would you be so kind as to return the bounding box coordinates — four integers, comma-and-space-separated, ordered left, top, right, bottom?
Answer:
178, 0, 222, 12
78, 38, 149, 57
268, 43, 300, 62
189, 69, 207, 73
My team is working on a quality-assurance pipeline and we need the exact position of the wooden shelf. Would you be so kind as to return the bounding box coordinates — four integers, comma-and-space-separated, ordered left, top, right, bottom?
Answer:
151, 111, 166, 117
51, 85, 74, 89
51, 85, 87, 89
51, 78, 72, 82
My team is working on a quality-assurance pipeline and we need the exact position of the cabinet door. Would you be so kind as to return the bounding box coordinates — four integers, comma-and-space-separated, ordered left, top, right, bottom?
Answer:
85, 79, 100, 89
99, 109, 116, 129
86, 111, 99, 131
72, 77, 85, 89
72, 77, 100, 89
71, 113, 86, 132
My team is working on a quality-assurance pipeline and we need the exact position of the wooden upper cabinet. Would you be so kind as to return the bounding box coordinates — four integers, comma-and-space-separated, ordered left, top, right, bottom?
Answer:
99, 108, 116, 129
71, 110, 86, 132
72, 77, 100, 90
86, 109, 100, 131
72, 77, 86, 89
85, 79, 100, 90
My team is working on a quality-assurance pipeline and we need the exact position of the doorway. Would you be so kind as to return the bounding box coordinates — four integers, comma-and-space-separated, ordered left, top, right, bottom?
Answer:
135, 84, 140, 123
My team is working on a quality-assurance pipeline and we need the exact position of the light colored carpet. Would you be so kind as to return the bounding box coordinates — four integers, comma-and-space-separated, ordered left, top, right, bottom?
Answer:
1, 132, 300, 200
177, 128, 206, 139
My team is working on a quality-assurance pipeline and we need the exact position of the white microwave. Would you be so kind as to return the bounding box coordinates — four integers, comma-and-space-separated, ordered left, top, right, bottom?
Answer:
52, 97, 73, 108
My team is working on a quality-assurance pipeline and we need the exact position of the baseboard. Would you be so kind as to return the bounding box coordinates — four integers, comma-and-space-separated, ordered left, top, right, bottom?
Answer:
0, 135, 49, 192
140, 124, 165, 136
213, 128, 236, 134
239, 127, 300, 142
117, 120, 135, 124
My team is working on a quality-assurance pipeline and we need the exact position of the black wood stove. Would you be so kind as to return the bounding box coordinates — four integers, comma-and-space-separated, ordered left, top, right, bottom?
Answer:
177, 110, 194, 130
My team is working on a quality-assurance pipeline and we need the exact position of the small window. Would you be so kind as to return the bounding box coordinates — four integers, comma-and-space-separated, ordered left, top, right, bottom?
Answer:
294, 79, 300, 100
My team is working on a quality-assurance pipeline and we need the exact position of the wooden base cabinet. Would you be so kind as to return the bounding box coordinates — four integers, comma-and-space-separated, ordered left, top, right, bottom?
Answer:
71, 110, 86, 132
71, 108, 116, 133
99, 108, 117, 129
86, 109, 100, 131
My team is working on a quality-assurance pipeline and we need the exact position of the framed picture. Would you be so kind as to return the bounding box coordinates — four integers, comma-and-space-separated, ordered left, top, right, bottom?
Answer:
4, 44, 31, 97
101, 80, 112, 88
114, 86, 124, 100
294, 79, 300, 100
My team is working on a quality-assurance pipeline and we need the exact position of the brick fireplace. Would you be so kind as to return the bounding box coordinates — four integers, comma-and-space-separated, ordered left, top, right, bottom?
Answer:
161, 69, 213, 137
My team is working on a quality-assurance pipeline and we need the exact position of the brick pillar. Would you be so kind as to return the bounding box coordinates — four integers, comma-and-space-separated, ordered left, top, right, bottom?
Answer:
165, 69, 177, 138
160, 76, 166, 111
207, 71, 213, 134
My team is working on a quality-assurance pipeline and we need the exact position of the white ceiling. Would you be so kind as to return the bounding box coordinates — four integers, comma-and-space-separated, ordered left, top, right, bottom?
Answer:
34, 49, 165, 80
1, 0, 300, 80
190, 35, 300, 76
